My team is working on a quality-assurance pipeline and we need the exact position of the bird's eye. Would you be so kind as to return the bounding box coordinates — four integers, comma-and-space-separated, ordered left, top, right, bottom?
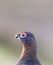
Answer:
20, 33, 27, 38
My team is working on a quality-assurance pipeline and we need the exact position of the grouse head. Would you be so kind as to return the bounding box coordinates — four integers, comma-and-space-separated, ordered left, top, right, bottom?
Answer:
15, 31, 36, 45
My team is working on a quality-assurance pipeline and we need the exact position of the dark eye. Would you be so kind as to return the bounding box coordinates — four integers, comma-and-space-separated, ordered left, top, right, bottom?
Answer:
20, 33, 26, 38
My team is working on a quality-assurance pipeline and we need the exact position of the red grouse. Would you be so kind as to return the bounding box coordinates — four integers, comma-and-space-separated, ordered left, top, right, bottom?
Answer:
15, 31, 41, 65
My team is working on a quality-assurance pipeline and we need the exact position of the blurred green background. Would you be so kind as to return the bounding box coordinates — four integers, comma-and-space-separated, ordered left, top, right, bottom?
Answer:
0, 0, 53, 65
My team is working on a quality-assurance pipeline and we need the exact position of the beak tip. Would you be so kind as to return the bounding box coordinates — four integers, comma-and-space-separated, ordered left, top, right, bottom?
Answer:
15, 34, 18, 38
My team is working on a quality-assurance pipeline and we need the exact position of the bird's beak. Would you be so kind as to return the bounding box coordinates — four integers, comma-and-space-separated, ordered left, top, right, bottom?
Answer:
15, 34, 20, 39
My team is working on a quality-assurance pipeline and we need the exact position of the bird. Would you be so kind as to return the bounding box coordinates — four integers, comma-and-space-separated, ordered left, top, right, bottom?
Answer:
15, 31, 41, 65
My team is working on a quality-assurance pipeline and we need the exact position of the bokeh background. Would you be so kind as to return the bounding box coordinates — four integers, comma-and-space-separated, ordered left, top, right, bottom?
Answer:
0, 0, 53, 65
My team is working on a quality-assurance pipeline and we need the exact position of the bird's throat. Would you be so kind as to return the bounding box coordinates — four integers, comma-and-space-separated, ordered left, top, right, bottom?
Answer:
19, 43, 37, 61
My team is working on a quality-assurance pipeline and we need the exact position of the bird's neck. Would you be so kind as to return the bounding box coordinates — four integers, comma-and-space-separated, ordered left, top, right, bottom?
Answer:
19, 43, 37, 61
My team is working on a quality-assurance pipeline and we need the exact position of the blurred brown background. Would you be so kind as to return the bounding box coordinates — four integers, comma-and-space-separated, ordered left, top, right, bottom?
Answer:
0, 0, 53, 65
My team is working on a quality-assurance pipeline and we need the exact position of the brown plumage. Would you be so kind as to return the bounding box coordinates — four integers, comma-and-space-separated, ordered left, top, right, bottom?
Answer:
15, 31, 41, 65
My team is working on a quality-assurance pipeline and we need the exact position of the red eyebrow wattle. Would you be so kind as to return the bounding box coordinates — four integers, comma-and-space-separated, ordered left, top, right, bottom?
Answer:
20, 32, 26, 34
